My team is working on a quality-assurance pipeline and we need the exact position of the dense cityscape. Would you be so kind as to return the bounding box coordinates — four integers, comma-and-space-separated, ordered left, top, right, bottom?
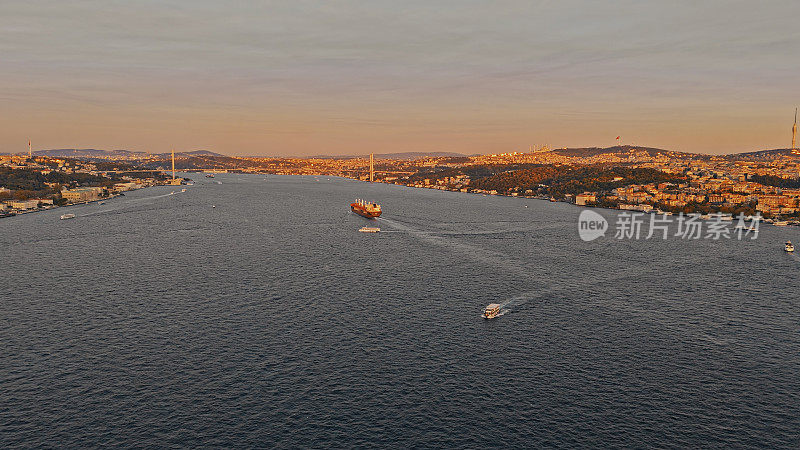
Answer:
5, 144, 800, 222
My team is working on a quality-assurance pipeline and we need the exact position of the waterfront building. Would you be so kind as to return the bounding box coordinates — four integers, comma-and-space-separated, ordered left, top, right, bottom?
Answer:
575, 193, 597, 206
9, 199, 41, 210
62, 187, 102, 203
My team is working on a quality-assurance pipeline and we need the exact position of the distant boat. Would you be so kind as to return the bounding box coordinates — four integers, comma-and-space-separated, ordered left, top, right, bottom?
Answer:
483, 304, 501, 319
774, 221, 789, 226
359, 226, 380, 233
785, 241, 795, 252
205, 173, 215, 178
60, 213, 75, 220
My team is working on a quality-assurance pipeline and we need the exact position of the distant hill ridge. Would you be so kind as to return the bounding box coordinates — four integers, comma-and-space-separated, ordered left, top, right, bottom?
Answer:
551, 145, 702, 158
722, 148, 797, 159
21, 149, 226, 158
4, 146, 798, 161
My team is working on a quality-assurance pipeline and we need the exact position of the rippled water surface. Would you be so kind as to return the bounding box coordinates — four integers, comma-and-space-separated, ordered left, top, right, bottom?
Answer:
2, 174, 799, 447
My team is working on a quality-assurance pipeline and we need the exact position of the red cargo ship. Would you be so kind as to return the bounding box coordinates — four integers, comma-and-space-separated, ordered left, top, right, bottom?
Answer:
350, 199, 382, 218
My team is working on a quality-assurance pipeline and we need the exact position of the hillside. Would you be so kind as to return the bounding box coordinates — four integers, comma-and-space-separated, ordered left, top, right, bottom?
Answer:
724, 148, 797, 160
551, 145, 699, 158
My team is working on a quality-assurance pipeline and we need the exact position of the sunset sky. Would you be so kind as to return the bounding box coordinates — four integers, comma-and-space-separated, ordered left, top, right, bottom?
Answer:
1, 1, 799, 156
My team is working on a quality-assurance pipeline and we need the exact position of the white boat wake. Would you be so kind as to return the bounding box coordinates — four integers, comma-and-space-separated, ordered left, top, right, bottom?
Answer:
490, 265, 651, 317
378, 216, 654, 320
377, 217, 533, 277
78, 189, 183, 217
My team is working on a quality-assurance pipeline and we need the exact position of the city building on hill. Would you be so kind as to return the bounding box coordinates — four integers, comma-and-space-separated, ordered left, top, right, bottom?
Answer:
113, 182, 143, 191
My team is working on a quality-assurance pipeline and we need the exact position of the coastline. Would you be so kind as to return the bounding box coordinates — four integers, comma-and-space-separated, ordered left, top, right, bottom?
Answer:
0, 183, 176, 219
365, 177, 797, 227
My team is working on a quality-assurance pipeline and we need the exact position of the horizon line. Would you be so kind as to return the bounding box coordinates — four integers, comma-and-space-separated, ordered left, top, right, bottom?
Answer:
3, 144, 799, 159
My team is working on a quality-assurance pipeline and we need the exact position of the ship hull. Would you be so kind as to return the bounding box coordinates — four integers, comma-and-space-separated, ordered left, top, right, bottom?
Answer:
350, 204, 381, 218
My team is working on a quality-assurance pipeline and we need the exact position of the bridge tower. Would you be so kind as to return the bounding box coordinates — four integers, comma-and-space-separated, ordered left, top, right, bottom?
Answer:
369, 152, 374, 182
792, 108, 797, 153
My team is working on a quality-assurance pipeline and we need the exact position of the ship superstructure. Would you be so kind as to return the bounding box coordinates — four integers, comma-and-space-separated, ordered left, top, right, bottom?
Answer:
350, 199, 382, 218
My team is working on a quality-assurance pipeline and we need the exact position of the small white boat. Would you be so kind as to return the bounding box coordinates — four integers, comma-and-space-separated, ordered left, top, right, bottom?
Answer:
359, 226, 380, 233
483, 303, 501, 319
785, 241, 794, 252
60, 213, 75, 220
181, 189, 186, 193
719, 214, 733, 221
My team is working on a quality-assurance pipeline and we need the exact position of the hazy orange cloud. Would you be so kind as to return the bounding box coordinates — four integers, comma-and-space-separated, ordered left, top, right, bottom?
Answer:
1, 1, 799, 156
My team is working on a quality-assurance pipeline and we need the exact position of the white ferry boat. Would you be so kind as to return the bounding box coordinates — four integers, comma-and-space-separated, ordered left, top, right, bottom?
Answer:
60, 213, 75, 220
785, 241, 795, 252
483, 304, 501, 319
359, 226, 380, 233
